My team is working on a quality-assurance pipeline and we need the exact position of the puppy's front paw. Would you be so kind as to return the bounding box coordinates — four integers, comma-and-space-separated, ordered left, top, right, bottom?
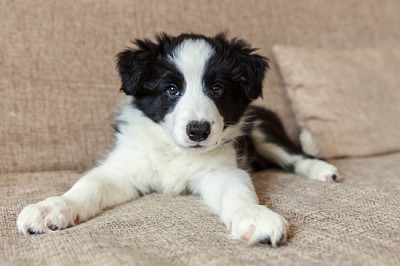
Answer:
17, 197, 80, 235
230, 205, 288, 247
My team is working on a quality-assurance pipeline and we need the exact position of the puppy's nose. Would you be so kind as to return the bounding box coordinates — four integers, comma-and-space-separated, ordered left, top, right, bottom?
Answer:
186, 121, 211, 142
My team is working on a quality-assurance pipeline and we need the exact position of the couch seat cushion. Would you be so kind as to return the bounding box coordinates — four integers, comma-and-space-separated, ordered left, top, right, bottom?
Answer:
1, 160, 400, 265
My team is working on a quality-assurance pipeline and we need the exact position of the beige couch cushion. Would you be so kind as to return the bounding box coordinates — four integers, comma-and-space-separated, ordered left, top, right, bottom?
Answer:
2, 153, 400, 265
273, 46, 400, 158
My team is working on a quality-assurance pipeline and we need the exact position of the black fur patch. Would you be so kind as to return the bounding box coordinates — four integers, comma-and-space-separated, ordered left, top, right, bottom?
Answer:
116, 34, 186, 122
116, 33, 268, 126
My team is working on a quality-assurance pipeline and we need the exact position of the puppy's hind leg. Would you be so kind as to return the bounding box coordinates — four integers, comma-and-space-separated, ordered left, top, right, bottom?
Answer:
247, 107, 339, 182
17, 155, 140, 235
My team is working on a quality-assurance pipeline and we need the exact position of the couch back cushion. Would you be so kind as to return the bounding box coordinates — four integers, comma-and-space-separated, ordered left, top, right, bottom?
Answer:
1, 0, 400, 172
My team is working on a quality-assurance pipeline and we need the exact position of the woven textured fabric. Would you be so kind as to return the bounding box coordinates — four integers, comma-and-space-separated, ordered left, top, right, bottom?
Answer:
272, 46, 400, 158
2, 0, 400, 172
2, 153, 400, 265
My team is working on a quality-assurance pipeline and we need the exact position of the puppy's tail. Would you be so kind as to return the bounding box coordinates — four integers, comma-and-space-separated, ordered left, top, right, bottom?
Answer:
299, 129, 322, 158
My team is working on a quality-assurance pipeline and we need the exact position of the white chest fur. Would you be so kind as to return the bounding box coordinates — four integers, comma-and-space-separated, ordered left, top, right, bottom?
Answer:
105, 103, 238, 195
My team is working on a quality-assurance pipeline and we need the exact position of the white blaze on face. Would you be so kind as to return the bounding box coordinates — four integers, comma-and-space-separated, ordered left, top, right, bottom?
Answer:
161, 39, 225, 149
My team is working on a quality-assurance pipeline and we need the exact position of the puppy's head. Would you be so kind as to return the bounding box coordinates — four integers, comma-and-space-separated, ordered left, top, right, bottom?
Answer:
117, 33, 268, 150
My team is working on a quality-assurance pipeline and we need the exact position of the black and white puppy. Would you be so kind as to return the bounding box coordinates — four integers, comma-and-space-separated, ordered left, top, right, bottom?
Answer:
17, 33, 338, 246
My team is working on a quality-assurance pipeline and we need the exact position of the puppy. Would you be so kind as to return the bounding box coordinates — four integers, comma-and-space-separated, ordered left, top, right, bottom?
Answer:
17, 33, 338, 246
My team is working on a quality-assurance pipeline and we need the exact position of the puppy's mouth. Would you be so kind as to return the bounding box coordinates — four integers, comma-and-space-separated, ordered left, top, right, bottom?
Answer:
189, 144, 205, 149
187, 141, 221, 150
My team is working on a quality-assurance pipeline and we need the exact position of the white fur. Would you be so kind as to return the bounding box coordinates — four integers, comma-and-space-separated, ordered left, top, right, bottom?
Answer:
294, 159, 339, 182
300, 129, 321, 158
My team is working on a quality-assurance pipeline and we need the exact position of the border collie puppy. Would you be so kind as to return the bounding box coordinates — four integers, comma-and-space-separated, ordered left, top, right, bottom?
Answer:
17, 33, 338, 246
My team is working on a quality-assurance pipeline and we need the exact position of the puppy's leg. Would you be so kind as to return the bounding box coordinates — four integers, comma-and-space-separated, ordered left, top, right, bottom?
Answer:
252, 138, 339, 182
249, 109, 339, 182
191, 169, 288, 246
17, 162, 139, 235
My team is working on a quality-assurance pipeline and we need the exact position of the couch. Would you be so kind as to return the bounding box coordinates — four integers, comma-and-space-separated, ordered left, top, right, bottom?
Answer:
1, 1, 399, 265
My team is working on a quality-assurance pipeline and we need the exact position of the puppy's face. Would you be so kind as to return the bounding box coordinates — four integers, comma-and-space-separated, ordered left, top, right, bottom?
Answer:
117, 33, 268, 150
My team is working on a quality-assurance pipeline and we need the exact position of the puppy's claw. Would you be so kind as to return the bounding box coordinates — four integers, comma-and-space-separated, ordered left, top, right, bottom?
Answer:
27, 228, 40, 235
259, 236, 271, 245
48, 224, 59, 231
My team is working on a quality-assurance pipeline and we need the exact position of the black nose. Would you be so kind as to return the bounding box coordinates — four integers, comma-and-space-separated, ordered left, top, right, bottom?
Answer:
186, 121, 211, 142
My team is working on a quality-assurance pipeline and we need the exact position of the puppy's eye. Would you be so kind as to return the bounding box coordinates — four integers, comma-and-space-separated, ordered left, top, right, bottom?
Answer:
166, 84, 180, 98
211, 85, 224, 97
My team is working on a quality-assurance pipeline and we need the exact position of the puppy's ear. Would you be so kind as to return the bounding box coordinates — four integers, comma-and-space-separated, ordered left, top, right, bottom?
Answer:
238, 53, 269, 99
116, 38, 158, 96
215, 33, 269, 99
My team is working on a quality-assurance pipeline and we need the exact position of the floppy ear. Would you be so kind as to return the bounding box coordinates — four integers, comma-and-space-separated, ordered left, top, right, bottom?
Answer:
116, 38, 158, 96
215, 33, 269, 99
238, 53, 269, 99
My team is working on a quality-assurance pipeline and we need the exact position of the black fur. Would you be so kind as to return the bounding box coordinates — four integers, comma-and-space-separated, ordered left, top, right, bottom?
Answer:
203, 34, 268, 127
209, 33, 268, 100
116, 35, 185, 122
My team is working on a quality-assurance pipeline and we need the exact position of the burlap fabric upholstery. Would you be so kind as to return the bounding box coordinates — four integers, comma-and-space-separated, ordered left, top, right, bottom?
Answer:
1, 0, 400, 265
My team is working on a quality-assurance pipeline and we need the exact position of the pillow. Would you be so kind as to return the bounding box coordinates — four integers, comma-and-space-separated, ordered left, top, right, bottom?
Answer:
272, 46, 400, 158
